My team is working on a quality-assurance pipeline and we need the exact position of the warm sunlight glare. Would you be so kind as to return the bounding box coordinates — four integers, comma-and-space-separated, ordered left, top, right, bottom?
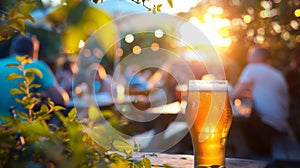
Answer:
188, 16, 232, 47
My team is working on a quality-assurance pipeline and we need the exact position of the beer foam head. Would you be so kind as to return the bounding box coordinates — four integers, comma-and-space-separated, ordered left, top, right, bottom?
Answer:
189, 80, 228, 91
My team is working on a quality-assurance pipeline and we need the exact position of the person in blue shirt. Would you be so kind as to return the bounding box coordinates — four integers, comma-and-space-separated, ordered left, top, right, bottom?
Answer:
0, 34, 69, 122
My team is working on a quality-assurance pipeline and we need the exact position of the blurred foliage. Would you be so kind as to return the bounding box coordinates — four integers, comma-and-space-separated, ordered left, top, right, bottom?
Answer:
179, 0, 300, 70
0, 0, 171, 60
0, 0, 118, 61
49, 1, 117, 55
0, 0, 44, 40
0, 55, 157, 167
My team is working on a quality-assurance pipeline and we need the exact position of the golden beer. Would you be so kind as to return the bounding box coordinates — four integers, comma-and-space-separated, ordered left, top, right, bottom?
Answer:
185, 80, 232, 168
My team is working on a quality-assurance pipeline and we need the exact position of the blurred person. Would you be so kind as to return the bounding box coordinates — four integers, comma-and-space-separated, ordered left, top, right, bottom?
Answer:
284, 48, 300, 110
124, 64, 149, 91
148, 67, 177, 103
0, 34, 69, 122
148, 59, 207, 102
230, 45, 290, 157
94, 64, 112, 94
31, 34, 40, 61
283, 48, 300, 141
55, 60, 78, 97
87, 63, 112, 95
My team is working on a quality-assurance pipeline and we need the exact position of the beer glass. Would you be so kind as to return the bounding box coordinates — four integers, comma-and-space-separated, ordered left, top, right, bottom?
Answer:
185, 80, 232, 168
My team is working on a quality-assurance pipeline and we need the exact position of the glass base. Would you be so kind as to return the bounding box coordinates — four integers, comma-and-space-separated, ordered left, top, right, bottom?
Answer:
196, 165, 225, 168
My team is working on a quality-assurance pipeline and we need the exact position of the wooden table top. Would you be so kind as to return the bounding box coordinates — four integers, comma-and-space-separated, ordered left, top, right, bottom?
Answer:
131, 153, 269, 168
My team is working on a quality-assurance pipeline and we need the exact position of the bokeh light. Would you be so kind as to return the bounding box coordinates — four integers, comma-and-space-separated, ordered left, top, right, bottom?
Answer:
272, 22, 281, 33
116, 48, 124, 57
281, 31, 290, 41
295, 9, 300, 17
296, 35, 300, 42
154, 29, 164, 38
125, 34, 134, 43
83, 48, 91, 57
93, 48, 103, 58
290, 20, 299, 30
261, 1, 272, 10
243, 15, 251, 23
151, 42, 160, 51
78, 40, 85, 48
132, 45, 142, 55
255, 35, 265, 44
234, 99, 242, 106
257, 28, 265, 35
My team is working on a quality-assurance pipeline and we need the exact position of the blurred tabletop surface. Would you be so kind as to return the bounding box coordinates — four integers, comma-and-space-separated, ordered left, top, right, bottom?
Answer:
131, 153, 269, 168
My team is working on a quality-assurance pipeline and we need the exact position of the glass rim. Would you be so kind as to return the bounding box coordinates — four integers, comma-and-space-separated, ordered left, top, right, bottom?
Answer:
188, 80, 228, 91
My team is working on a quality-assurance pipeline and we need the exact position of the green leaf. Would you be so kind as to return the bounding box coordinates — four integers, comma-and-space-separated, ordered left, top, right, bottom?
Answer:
68, 108, 77, 121
134, 140, 141, 152
93, 124, 105, 132
162, 164, 173, 168
157, 4, 162, 12
26, 68, 42, 78
88, 106, 102, 121
16, 55, 28, 62
18, 9, 35, 23
6, 63, 21, 69
40, 104, 49, 112
101, 110, 113, 118
14, 98, 22, 103
167, 0, 173, 8
152, 5, 156, 14
47, 98, 55, 107
22, 121, 49, 136
6, 73, 22, 80
17, 111, 28, 120
87, 127, 112, 150
107, 152, 126, 161
53, 106, 66, 112
29, 84, 41, 89
10, 88, 24, 95
9, 10, 17, 19
112, 139, 134, 154
20, 83, 26, 92
34, 110, 48, 118
22, 97, 38, 109
21, 57, 32, 65
138, 158, 152, 168
54, 111, 67, 124
24, 72, 34, 84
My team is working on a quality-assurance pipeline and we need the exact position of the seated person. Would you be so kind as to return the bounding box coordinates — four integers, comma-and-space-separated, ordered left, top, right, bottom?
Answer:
230, 46, 290, 157
86, 63, 112, 95
55, 60, 78, 97
94, 64, 112, 94
124, 64, 149, 91
0, 34, 69, 122
283, 48, 300, 141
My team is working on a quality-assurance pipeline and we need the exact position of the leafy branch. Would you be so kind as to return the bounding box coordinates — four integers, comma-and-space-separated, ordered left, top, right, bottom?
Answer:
6, 55, 63, 124
0, 0, 36, 40
1, 55, 158, 167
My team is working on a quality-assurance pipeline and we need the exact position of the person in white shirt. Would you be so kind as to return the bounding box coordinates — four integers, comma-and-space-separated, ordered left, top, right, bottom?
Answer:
231, 45, 290, 157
